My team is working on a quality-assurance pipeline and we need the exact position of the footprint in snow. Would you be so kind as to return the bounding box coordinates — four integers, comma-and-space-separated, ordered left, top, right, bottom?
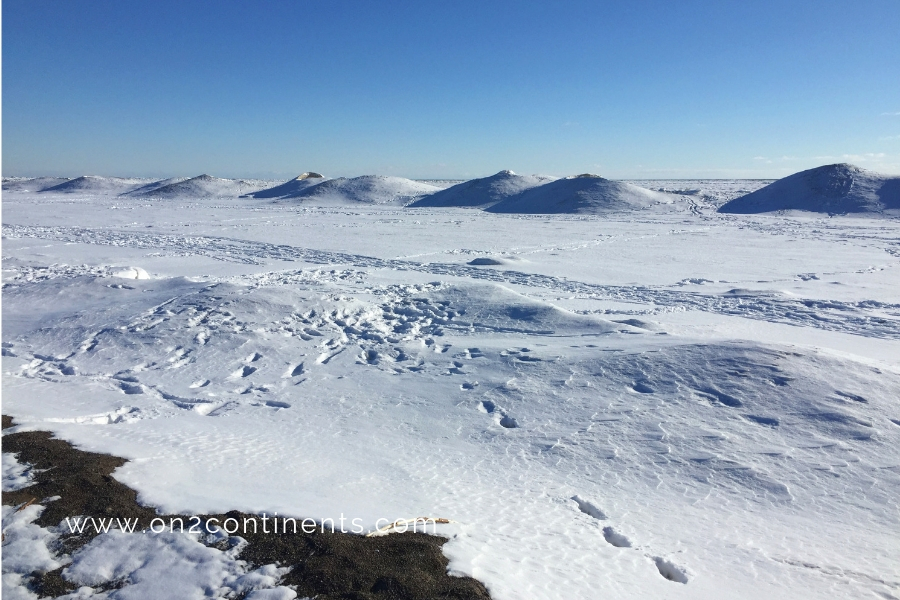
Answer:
653, 557, 688, 584
229, 365, 256, 379
602, 526, 632, 548
571, 495, 607, 520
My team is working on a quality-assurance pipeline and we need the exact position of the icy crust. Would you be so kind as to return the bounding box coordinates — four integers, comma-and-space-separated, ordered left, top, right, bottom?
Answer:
486, 175, 680, 214
719, 163, 900, 214
408, 170, 557, 208
281, 175, 440, 205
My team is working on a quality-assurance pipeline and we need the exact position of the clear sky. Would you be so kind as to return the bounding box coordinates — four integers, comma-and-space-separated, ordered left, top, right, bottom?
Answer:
3, 0, 899, 180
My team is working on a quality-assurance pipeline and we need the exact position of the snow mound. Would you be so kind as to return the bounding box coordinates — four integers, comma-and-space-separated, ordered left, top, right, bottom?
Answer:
40, 176, 149, 195
142, 174, 271, 198
467, 256, 524, 266
112, 266, 150, 280
245, 172, 327, 198
408, 170, 556, 208
718, 163, 900, 215
2, 177, 72, 192
283, 175, 440, 205
486, 174, 675, 214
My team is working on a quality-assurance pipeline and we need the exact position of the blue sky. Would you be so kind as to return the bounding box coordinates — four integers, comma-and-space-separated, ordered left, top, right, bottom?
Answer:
3, 0, 899, 179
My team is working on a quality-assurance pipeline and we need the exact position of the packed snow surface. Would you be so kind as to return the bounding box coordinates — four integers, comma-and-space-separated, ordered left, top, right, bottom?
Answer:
487, 174, 681, 214
719, 163, 900, 214
281, 175, 440, 205
409, 170, 556, 208
2, 177, 900, 600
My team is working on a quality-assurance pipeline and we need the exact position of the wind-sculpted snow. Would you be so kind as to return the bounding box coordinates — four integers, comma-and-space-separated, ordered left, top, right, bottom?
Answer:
6, 224, 900, 339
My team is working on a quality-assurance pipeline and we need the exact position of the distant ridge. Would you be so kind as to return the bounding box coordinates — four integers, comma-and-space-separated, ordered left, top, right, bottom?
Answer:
408, 170, 556, 208
486, 174, 675, 214
245, 172, 326, 198
283, 175, 439, 205
718, 164, 900, 215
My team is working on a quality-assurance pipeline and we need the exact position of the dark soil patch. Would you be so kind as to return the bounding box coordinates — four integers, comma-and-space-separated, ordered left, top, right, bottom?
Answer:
1, 415, 492, 599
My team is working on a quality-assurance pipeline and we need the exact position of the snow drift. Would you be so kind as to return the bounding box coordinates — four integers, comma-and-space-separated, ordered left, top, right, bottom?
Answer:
408, 170, 556, 208
244, 172, 326, 199
486, 174, 675, 214
718, 163, 900, 215
141, 174, 269, 198
282, 175, 439, 205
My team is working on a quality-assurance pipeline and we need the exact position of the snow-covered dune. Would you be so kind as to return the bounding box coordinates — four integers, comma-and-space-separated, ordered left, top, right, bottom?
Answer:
2, 177, 72, 192
244, 172, 326, 198
283, 175, 439, 205
40, 176, 148, 195
142, 174, 270, 198
718, 163, 900, 214
486, 174, 676, 214
408, 170, 555, 208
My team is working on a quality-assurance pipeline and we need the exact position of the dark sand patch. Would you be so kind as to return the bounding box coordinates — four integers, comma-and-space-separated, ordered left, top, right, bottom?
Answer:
2, 416, 491, 599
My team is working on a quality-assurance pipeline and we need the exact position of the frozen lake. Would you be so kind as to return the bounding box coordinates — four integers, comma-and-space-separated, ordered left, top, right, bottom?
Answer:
3, 182, 900, 599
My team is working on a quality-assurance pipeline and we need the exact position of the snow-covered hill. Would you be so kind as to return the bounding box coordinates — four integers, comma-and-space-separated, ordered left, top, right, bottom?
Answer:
142, 174, 271, 198
486, 174, 677, 214
719, 163, 900, 214
408, 170, 555, 208
39, 176, 149, 195
284, 175, 439, 205
244, 172, 327, 198
122, 177, 191, 197
2, 177, 72, 192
